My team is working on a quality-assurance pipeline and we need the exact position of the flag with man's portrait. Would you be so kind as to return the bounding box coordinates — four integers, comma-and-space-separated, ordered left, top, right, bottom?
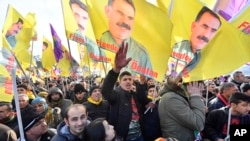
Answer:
61, 0, 107, 63
1, 5, 36, 71
42, 36, 56, 71
86, 0, 172, 81
161, 0, 250, 82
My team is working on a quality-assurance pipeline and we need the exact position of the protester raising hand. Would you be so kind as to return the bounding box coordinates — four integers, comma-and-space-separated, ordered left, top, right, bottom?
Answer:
113, 42, 132, 73
186, 81, 204, 97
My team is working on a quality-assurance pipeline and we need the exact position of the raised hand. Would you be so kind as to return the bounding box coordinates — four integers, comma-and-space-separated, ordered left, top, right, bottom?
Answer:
186, 81, 204, 96
113, 42, 132, 73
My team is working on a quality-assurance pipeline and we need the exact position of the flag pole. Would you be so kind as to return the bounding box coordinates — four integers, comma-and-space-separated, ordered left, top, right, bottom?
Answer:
28, 40, 38, 96
12, 54, 37, 96
11, 69, 26, 141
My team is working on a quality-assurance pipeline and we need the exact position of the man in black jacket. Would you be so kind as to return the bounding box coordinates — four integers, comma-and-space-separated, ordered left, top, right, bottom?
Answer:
101, 42, 150, 141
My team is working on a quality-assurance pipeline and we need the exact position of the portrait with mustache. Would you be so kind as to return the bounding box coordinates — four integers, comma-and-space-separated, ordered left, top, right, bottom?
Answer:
69, 0, 105, 61
5, 18, 23, 49
99, 0, 153, 75
167, 6, 221, 80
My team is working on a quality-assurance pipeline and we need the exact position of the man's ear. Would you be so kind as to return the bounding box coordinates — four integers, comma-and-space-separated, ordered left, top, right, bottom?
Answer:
231, 103, 236, 109
191, 21, 196, 32
105, 5, 111, 17
64, 118, 69, 126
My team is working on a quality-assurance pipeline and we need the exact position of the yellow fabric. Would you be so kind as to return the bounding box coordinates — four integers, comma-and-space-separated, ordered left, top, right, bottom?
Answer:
42, 36, 56, 71
157, 0, 250, 82
57, 45, 71, 76
230, 5, 250, 33
26, 90, 35, 100
87, 97, 102, 105
2, 5, 35, 71
147, 95, 153, 100
86, 0, 172, 81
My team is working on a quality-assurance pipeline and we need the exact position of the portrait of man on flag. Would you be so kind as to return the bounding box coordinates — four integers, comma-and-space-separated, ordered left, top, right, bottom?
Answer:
5, 17, 23, 49
167, 6, 222, 81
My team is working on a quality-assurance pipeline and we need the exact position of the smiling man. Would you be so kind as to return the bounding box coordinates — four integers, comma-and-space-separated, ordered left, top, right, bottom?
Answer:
51, 104, 90, 141
167, 6, 221, 80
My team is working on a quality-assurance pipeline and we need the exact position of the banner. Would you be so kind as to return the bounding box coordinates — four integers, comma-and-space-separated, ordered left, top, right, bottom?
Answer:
86, 0, 172, 81
42, 36, 56, 71
165, 0, 250, 82
57, 45, 71, 76
61, 0, 108, 63
1, 5, 36, 71
0, 46, 16, 102
230, 2, 250, 34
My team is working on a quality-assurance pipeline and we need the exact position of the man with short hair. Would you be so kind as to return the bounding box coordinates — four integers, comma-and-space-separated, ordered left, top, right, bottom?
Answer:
0, 102, 17, 129
230, 71, 248, 91
51, 104, 90, 141
167, 6, 221, 80
5, 18, 23, 48
240, 83, 250, 96
208, 82, 238, 112
203, 92, 250, 140
101, 42, 149, 140
99, 0, 152, 75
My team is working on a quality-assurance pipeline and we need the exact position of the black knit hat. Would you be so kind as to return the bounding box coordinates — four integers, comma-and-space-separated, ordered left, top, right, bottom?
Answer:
147, 85, 155, 91
22, 107, 45, 131
89, 86, 101, 96
74, 84, 87, 94
241, 83, 250, 92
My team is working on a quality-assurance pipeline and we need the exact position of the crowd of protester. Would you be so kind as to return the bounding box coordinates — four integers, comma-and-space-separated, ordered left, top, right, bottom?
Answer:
1, 46, 250, 141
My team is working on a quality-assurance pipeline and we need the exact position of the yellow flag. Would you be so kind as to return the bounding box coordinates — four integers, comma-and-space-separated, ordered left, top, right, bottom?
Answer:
230, 3, 250, 34
0, 47, 16, 102
57, 45, 71, 76
42, 36, 56, 71
166, 0, 250, 82
61, 0, 108, 63
2, 5, 33, 52
2, 5, 36, 73
86, 0, 172, 81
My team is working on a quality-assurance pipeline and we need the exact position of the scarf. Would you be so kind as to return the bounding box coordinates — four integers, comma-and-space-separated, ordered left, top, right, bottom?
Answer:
87, 97, 103, 105
0, 112, 16, 124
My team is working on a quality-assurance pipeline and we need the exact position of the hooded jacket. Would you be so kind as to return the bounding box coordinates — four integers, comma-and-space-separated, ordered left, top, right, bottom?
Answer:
158, 84, 205, 141
51, 121, 89, 141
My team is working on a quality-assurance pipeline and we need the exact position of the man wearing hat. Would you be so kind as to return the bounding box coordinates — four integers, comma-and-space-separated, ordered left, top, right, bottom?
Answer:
73, 84, 88, 104
47, 87, 72, 117
83, 86, 109, 120
18, 109, 56, 141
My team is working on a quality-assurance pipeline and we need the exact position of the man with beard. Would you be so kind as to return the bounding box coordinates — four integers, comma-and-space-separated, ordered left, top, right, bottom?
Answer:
69, 0, 105, 61
99, 0, 152, 75
51, 104, 90, 141
47, 87, 72, 117
167, 6, 221, 80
